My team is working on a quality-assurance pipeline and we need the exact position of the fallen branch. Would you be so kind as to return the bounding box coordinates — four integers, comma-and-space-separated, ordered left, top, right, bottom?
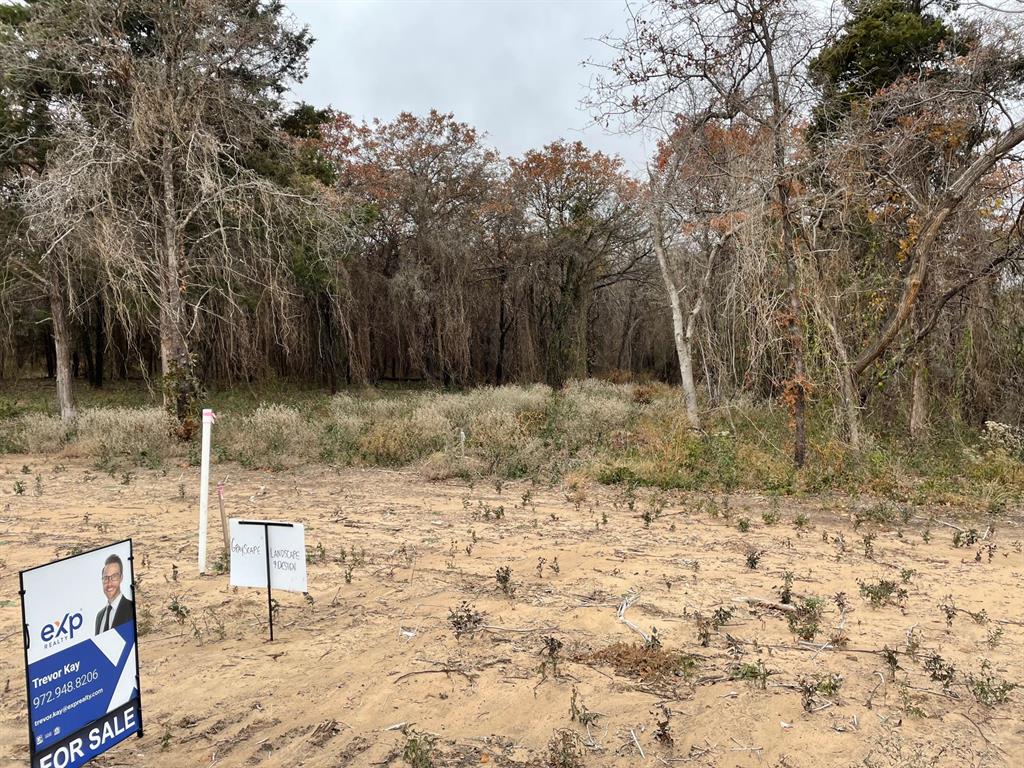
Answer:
392, 667, 476, 685
482, 624, 558, 634
733, 596, 796, 614
618, 592, 651, 643
948, 710, 1008, 757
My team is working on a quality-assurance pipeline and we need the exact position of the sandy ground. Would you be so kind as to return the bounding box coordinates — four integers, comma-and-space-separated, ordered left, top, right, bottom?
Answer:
0, 457, 1022, 768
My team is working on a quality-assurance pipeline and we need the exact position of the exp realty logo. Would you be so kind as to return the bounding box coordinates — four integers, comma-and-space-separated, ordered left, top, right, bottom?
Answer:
40, 612, 84, 648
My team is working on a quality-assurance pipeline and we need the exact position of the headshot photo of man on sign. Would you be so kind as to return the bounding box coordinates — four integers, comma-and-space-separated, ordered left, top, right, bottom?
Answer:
96, 555, 133, 635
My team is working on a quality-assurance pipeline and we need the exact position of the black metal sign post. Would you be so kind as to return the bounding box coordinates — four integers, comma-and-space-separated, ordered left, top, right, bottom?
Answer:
238, 520, 294, 641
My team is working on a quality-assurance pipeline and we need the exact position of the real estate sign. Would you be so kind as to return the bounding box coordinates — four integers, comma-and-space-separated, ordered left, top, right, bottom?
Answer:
19, 540, 142, 768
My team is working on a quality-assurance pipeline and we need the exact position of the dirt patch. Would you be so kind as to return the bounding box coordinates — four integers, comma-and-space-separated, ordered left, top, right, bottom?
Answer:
0, 458, 1021, 767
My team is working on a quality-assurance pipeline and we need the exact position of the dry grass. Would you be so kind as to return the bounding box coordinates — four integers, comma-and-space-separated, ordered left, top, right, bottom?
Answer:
73, 407, 178, 466
580, 641, 699, 684
1, 380, 1022, 509
0, 414, 69, 453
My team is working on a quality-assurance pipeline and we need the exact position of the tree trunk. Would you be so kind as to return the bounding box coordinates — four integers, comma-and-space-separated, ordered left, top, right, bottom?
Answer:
650, 210, 700, 428
820, 305, 862, 449
616, 292, 636, 371
852, 121, 1024, 377
160, 131, 194, 423
909, 352, 928, 441
495, 280, 510, 385
762, 26, 808, 468
47, 265, 77, 422
544, 261, 580, 389
92, 296, 104, 388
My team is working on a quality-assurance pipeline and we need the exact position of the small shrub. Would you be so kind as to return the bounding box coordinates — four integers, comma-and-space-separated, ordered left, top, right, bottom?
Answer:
862, 532, 876, 558
966, 660, 1018, 706
854, 502, 897, 528
569, 686, 600, 727
168, 595, 191, 624
787, 596, 826, 641
800, 672, 843, 710
547, 729, 584, 768
402, 729, 437, 768
858, 579, 907, 609
778, 571, 794, 605
495, 566, 516, 598
539, 635, 564, 679
731, 658, 773, 689
952, 528, 980, 548
448, 601, 485, 639
695, 606, 734, 646
923, 654, 956, 689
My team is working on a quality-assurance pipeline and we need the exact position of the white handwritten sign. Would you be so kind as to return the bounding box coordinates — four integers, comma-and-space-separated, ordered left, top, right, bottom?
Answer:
228, 520, 307, 593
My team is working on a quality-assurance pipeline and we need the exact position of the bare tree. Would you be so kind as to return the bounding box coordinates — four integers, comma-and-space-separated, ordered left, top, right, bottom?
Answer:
815, 12, 1024, 432
647, 121, 753, 426
4, 0, 337, 425
591, 0, 829, 465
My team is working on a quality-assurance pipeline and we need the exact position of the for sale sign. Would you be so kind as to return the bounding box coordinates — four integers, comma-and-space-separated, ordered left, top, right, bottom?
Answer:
19, 540, 142, 768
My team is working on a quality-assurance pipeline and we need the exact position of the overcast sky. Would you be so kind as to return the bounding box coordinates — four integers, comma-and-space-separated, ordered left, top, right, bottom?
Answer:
283, 0, 652, 171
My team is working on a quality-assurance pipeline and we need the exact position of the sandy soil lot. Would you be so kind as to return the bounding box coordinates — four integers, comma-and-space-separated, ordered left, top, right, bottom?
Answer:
0, 457, 1021, 767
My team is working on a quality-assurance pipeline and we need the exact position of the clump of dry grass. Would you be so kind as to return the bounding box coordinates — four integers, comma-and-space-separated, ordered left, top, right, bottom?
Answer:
74, 407, 177, 466
580, 641, 698, 684
353, 397, 451, 465
1, 414, 70, 453
229, 404, 317, 469
436, 384, 551, 429
322, 393, 457, 466
419, 450, 483, 482
556, 380, 639, 452
465, 409, 544, 477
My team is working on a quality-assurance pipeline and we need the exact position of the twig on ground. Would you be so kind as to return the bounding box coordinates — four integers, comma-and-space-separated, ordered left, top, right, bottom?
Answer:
481, 624, 558, 633
392, 667, 476, 684
866, 671, 885, 708
948, 711, 1007, 757
630, 728, 645, 759
729, 737, 763, 754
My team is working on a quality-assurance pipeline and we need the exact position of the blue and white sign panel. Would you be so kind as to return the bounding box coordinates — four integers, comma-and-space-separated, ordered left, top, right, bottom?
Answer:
19, 540, 142, 768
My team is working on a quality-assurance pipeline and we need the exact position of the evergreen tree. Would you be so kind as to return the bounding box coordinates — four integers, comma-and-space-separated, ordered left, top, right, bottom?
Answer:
810, 0, 967, 136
